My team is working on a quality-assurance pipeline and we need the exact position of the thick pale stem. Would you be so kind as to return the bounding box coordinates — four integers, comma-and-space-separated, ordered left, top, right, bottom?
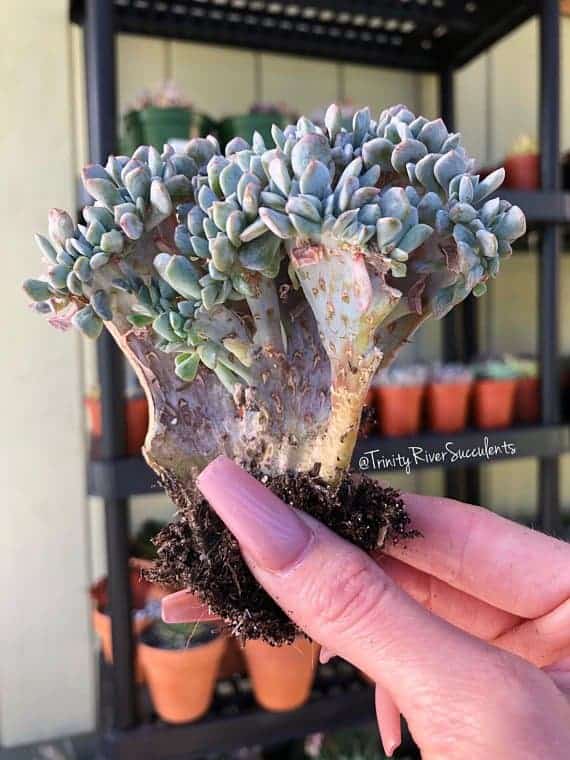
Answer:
247, 276, 284, 352
318, 351, 382, 482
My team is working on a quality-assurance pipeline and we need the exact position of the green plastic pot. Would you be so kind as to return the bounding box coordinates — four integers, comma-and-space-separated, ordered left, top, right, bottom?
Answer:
138, 106, 192, 149
218, 113, 287, 148
121, 110, 144, 155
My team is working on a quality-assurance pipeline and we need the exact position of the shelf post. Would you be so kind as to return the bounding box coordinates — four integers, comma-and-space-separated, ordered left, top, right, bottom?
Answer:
538, 0, 562, 533
84, 0, 138, 730
439, 66, 480, 505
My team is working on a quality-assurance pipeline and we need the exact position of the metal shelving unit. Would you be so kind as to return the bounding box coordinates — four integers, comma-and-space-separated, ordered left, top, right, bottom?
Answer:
72, 1, 565, 757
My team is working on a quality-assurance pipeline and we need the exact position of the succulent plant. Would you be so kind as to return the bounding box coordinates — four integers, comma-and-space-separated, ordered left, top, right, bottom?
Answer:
375, 363, 429, 388
24, 104, 525, 489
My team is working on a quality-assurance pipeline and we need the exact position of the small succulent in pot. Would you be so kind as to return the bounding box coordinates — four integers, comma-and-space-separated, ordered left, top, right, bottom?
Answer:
472, 357, 520, 430
373, 364, 428, 438
505, 134, 540, 191
23, 103, 525, 642
426, 363, 474, 434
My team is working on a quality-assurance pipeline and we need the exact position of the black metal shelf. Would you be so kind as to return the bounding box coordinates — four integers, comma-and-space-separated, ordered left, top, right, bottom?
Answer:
499, 190, 570, 225
88, 424, 570, 497
71, 0, 536, 73
76, 0, 564, 757
99, 659, 387, 760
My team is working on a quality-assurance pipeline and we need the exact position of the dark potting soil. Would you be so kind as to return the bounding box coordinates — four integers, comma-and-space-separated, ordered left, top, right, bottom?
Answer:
150, 470, 417, 645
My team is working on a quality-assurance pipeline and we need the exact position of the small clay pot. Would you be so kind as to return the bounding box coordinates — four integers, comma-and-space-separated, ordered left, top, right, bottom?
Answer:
515, 377, 541, 425
85, 396, 148, 456
243, 637, 319, 712
92, 607, 150, 683
90, 564, 156, 682
374, 385, 425, 437
138, 634, 227, 723
504, 153, 540, 190
426, 381, 472, 434
472, 379, 517, 430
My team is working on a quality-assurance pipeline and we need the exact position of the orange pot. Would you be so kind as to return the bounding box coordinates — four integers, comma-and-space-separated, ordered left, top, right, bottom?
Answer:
472, 379, 517, 430
426, 382, 472, 434
515, 377, 541, 425
505, 153, 540, 190
129, 558, 173, 603
85, 396, 149, 455
374, 385, 425, 437
243, 637, 319, 712
92, 607, 150, 683
138, 635, 227, 723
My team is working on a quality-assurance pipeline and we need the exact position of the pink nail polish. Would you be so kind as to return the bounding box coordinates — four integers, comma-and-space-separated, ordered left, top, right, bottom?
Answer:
161, 589, 210, 623
197, 456, 313, 572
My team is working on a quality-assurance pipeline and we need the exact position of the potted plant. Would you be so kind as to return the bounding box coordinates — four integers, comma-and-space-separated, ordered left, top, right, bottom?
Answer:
305, 726, 413, 760
508, 355, 540, 425
84, 388, 148, 456
425, 363, 473, 434
122, 82, 194, 153
217, 102, 295, 148
504, 135, 540, 191
138, 621, 227, 723
373, 365, 428, 438
472, 358, 519, 430
243, 637, 319, 712
90, 566, 155, 682
24, 104, 525, 644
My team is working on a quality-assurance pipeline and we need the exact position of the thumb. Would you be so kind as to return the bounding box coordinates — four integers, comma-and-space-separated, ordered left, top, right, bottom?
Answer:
197, 459, 503, 713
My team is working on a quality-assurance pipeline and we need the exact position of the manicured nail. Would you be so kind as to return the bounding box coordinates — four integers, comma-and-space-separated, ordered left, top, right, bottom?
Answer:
319, 647, 336, 665
197, 456, 313, 572
162, 590, 216, 623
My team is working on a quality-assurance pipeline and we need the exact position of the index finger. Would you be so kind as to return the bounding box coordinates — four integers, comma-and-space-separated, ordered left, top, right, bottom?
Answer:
384, 492, 570, 618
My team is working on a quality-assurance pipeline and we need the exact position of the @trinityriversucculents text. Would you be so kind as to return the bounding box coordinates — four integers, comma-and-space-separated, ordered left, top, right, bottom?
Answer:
358, 437, 517, 474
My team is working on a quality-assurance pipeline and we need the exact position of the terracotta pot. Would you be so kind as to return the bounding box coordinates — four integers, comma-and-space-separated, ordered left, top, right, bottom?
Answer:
426, 382, 472, 434
243, 637, 319, 712
90, 564, 156, 681
85, 396, 149, 456
92, 607, 150, 683
138, 635, 227, 723
515, 377, 541, 425
374, 385, 425, 437
504, 153, 540, 190
472, 379, 517, 430
129, 558, 173, 603
218, 637, 246, 679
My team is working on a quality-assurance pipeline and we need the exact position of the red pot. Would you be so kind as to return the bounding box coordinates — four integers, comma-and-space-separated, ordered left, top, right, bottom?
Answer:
374, 385, 425, 437
515, 377, 541, 425
426, 382, 472, 434
85, 396, 148, 455
504, 153, 540, 190
472, 379, 517, 430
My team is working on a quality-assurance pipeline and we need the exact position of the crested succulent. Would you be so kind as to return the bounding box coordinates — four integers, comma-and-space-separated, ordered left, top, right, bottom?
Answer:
24, 104, 525, 488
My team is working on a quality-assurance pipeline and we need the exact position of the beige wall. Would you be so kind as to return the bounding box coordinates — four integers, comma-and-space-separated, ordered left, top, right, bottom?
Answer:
1, 5, 569, 747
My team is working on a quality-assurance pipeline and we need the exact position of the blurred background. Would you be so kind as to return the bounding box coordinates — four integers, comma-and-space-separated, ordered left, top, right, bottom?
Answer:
2, 0, 570, 757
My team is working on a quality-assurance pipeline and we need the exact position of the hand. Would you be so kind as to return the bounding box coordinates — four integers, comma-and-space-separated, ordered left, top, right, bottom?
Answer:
162, 457, 570, 759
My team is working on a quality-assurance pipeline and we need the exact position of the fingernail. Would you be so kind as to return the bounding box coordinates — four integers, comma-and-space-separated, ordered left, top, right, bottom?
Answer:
161, 590, 214, 623
197, 456, 313, 572
319, 647, 336, 665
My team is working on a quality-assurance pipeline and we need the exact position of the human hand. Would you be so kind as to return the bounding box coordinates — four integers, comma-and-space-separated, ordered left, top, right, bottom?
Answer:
162, 457, 570, 759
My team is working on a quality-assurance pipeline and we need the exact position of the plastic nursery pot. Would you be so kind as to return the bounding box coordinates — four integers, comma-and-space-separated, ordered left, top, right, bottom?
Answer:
515, 377, 541, 425
85, 395, 149, 456
90, 565, 155, 682
121, 110, 145, 155
138, 106, 192, 150
374, 385, 425, 437
504, 153, 540, 190
243, 637, 319, 712
92, 608, 150, 684
472, 379, 517, 430
426, 381, 473, 434
218, 113, 286, 149
138, 633, 227, 723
